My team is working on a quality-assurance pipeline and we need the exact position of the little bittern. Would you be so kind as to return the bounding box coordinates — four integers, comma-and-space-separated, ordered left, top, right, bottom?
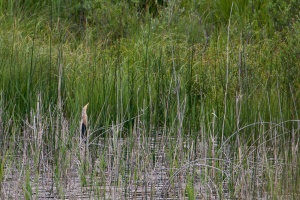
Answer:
81, 103, 89, 142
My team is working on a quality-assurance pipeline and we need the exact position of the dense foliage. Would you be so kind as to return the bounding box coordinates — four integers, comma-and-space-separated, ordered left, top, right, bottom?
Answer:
1, 0, 299, 133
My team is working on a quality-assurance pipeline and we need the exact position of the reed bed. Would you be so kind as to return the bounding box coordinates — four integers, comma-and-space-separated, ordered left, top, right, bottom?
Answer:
0, 0, 299, 199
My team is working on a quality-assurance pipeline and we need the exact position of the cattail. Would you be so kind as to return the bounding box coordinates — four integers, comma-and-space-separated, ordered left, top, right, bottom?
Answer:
81, 103, 89, 142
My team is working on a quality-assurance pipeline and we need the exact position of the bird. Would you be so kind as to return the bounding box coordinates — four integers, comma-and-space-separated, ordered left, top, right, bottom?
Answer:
80, 103, 89, 143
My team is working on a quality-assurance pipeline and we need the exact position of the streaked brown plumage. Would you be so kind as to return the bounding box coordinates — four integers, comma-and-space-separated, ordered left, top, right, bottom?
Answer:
81, 103, 89, 141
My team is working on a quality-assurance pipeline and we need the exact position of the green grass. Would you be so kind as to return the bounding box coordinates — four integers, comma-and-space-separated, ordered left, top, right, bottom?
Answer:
0, 0, 300, 199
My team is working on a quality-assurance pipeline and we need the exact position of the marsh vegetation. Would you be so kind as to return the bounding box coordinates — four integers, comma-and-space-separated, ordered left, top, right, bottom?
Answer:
0, 0, 299, 199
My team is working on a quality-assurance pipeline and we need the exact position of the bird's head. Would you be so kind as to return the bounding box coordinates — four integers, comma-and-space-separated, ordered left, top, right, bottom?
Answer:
83, 103, 89, 110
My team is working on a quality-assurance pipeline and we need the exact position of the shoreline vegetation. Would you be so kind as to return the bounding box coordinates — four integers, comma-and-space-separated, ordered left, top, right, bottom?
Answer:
0, 1, 299, 199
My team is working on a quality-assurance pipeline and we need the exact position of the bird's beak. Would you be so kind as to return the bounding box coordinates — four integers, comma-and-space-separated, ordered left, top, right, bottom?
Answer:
84, 103, 89, 109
